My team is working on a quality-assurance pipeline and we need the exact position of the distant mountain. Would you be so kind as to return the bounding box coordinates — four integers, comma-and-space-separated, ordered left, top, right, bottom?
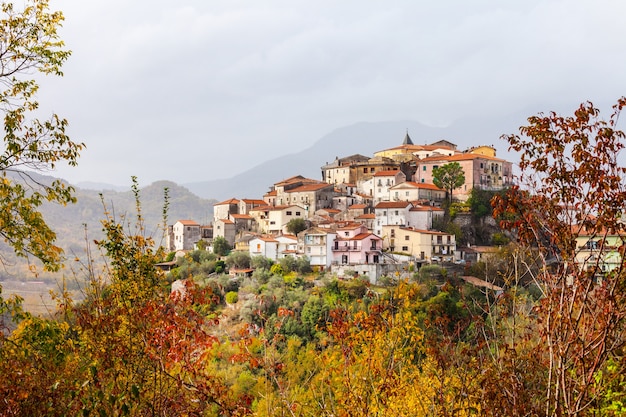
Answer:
74, 181, 130, 192
4, 180, 215, 273
183, 115, 529, 200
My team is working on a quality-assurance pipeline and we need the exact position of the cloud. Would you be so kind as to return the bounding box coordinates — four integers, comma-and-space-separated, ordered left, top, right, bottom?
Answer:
38, 0, 626, 187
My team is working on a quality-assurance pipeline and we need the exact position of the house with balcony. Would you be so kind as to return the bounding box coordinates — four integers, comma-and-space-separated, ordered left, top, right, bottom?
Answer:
276, 234, 299, 259
238, 198, 267, 215
269, 175, 335, 214
388, 181, 446, 204
249, 204, 306, 235
359, 170, 407, 203
298, 227, 337, 271
331, 223, 382, 265
573, 224, 625, 282
321, 154, 371, 185
381, 225, 456, 262
373, 201, 414, 236
415, 153, 513, 201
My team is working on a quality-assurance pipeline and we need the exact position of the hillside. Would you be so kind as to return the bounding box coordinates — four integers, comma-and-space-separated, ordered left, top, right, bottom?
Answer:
0, 177, 216, 281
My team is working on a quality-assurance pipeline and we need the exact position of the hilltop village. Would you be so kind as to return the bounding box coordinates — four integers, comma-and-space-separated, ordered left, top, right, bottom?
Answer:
165, 133, 514, 281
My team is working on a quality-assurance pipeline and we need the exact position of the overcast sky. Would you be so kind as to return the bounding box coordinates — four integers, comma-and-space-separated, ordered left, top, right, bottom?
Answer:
37, 0, 626, 187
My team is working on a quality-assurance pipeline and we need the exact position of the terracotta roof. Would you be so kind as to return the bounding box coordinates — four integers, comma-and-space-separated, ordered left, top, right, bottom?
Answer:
337, 223, 364, 231
375, 201, 412, 209
373, 170, 402, 177
231, 214, 253, 219
356, 213, 375, 219
410, 205, 444, 212
176, 219, 200, 226
214, 198, 240, 206
392, 181, 443, 191
376, 144, 455, 154
218, 218, 234, 224
393, 226, 450, 235
352, 232, 379, 240
274, 175, 320, 187
241, 198, 266, 205
253, 236, 278, 243
286, 183, 332, 193
420, 153, 507, 163
277, 234, 298, 240
349, 204, 367, 209
264, 190, 277, 197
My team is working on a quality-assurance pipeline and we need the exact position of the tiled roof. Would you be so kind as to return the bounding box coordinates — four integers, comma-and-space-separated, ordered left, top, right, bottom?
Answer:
393, 226, 451, 235
392, 181, 443, 191
176, 219, 200, 226
349, 204, 367, 209
352, 232, 378, 240
375, 201, 412, 209
337, 223, 363, 231
286, 183, 332, 193
219, 218, 234, 224
420, 153, 507, 163
410, 206, 444, 212
214, 198, 240, 206
356, 213, 375, 219
231, 214, 253, 219
373, 170, 402, 177
241, 198, 266, 205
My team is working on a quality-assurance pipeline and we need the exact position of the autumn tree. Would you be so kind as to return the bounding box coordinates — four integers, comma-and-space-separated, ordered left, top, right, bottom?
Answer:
493, 98, 626, 416
433, 162, 465, 204
0, 0, 84, 270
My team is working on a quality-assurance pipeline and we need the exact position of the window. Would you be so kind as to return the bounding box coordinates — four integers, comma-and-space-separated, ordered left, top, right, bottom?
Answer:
345, 232, 349, 236
402, 246, 409, 251
423, 166, 426, 171
405, 235, 409, 240
433, 165, 439, 170
270, 221, 276, 225
363, 168, 367, 173
370, 167, 374, 173
296, 211, 301, 216
286, 211, 292, 215
421, 179, 425, 183
395, 210, 399, 215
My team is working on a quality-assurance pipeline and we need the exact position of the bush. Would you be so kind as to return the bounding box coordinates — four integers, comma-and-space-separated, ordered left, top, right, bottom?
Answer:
225, 291, 239, 304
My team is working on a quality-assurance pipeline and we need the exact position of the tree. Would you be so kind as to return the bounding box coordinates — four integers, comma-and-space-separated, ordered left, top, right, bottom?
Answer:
493, 98, 626, 416
433, 162, 465, 204
286, 217, 307, 235
212, 236, 231, 256
0, 0, 84, 270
